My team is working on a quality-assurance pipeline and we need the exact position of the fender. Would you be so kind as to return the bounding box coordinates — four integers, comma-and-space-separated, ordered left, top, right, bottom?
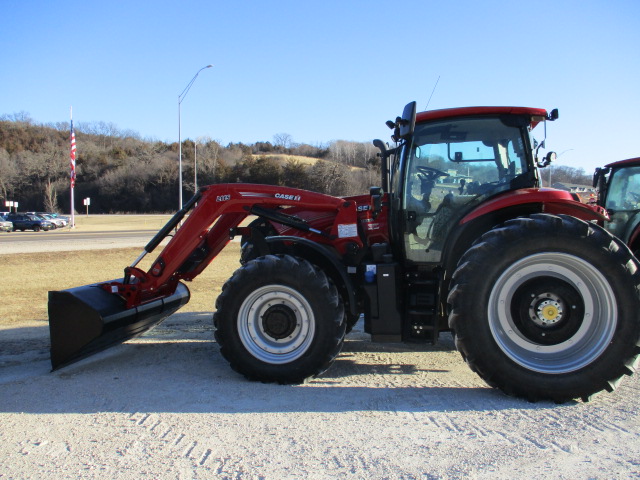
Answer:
461, 188, 608, 225
628, 225, 640, 251
265, 235, 359, 317
624, 214, 640, 249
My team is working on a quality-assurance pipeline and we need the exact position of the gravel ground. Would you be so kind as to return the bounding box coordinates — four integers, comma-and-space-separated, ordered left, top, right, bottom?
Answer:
1, 237, 640, 479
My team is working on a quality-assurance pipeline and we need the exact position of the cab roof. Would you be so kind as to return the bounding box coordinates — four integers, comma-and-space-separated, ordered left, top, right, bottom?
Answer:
605, 157, 640, 169
416, 106, 549, 129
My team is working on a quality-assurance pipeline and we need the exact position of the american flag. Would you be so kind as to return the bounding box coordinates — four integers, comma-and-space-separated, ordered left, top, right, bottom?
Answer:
70, 119, 76, 188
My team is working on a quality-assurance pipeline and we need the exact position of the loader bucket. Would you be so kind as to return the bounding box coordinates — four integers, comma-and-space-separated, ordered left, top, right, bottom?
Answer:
48, 281, 190, 370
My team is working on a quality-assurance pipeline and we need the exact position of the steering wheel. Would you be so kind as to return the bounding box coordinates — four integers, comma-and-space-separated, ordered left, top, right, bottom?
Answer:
416, 165, 450, 181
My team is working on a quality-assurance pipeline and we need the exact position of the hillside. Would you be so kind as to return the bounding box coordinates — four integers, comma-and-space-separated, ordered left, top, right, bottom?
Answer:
0, 116, 379, 213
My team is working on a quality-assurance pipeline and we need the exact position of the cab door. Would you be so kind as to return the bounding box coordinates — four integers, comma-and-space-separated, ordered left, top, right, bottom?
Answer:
398, 116, 532, 264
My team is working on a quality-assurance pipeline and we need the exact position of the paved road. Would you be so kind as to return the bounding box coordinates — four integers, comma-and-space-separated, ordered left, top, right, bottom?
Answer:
0, 229, 159, 254
1, 228, 155, 242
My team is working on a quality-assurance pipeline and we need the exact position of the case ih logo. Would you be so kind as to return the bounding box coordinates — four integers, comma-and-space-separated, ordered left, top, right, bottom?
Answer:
275, 193, 301, 201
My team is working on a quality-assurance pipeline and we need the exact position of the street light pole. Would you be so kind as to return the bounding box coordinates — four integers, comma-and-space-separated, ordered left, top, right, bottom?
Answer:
178, 64, 212, 210
550, 149, 575, 187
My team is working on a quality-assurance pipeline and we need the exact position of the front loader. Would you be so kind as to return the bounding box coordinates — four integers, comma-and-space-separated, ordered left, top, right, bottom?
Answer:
49, 102, 640, 402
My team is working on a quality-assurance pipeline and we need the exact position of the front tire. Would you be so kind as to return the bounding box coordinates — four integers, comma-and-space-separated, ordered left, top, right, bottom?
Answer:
448, 214, 640, 402
214, 254, 346, 383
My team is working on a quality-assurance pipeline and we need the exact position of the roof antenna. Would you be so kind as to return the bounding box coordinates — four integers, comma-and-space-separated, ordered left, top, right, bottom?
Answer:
425, 75, 440, 110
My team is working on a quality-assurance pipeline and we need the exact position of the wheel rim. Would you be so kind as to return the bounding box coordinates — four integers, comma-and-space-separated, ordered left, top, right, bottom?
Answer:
488, 253, 617, 374
237, 285, 315, 364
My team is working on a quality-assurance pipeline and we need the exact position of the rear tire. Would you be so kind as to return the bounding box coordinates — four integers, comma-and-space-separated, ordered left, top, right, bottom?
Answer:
214, 254, 346, 384
448, 214, 640, 402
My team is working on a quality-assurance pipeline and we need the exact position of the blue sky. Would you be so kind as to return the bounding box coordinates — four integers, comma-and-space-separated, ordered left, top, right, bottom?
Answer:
1, 0, 638, 174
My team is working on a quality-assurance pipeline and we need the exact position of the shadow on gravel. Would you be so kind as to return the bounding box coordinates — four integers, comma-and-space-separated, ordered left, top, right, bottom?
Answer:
0, 323, 50, 366
0, 348, 564, 415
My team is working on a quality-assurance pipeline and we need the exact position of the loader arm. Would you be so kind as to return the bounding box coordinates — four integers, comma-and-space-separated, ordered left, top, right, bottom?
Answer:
103, 183, 362, 309
49, 183, 362, 370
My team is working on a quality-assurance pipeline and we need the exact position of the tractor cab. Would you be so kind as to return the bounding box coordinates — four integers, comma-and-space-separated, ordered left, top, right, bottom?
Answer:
594, 158, 640, 252
378, 102, 557, 264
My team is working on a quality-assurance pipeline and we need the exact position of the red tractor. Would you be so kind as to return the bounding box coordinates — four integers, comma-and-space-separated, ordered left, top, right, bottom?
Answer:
49, 102, 640, 402
593, 157, 640, 256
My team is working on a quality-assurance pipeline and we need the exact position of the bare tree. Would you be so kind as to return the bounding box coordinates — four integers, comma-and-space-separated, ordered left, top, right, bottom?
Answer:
196, 137, 222, 181
43, 178, 58, 212
329, 141, 344, 164
0, 148, 18, 202
0, 111, 33, 124
273, 133, 293, 150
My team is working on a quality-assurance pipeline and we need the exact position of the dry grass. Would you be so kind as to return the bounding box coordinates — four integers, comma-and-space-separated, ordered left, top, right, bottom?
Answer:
0, 243, 242, 327
250, 154, 366, 172
65, 214, 173, 232
251, 154, 320, 166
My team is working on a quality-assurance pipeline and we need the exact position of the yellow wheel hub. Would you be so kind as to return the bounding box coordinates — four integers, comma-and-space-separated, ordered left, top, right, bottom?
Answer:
537, 299, 563, 325
542, 304, 559, 321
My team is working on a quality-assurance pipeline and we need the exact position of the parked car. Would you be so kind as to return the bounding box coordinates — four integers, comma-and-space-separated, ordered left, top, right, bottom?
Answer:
47, 213, 69, 227
0, 216, 12, 232
6, 213, 53, 232
39, 213, 65, 228
32, 212, 69, 228
27, 213, 56, 229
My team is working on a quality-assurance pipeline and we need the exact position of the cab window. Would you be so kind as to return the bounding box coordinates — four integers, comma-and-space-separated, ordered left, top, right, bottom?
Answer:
604, 166, 640, 239
402, 116, 529, 263
606, 166, 640, 211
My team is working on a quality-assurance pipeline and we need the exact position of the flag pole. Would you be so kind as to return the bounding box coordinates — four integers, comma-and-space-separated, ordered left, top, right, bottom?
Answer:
70, 106, 76, 229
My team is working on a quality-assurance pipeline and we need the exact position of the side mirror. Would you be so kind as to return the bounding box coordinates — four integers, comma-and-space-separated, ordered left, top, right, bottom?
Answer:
593, 166, 610, 192
537, 151, 556, 168
593, 168, 603, 188
546, 151, 557, 164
